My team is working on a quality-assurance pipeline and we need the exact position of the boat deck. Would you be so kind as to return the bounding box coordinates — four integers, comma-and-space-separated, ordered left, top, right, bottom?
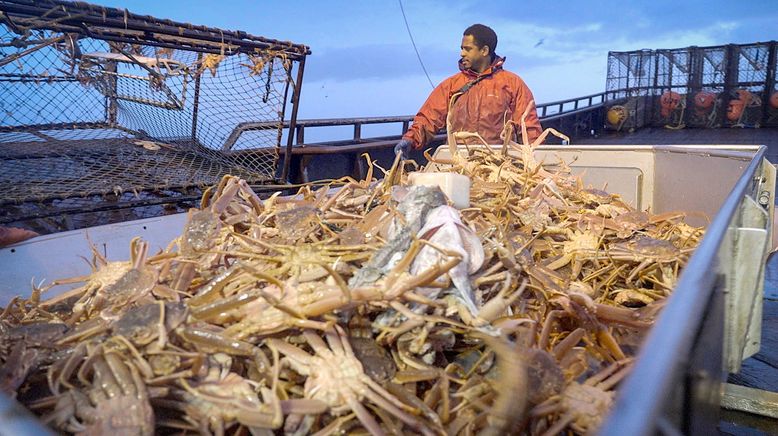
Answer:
720, 253, 778, 434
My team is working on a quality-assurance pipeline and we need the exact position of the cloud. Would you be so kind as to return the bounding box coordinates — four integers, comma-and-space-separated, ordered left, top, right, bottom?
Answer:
499, 20, 744, 70
301, 15, 759, 108
302, 14, 750, 83
303, 43, 460, 83
297, 75, 433, 125
302, 19, 614, 83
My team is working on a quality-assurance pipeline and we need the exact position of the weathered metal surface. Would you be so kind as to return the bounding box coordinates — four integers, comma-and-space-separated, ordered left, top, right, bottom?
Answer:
725, 159, 775, 372
722, 383, 778, 419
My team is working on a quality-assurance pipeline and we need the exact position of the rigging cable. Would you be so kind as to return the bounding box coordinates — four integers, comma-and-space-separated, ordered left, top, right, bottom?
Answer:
398, 0, 435, 89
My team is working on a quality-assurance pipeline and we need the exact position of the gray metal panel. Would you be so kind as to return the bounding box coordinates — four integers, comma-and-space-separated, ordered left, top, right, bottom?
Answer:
653, 149, 753, 227
568, 166, 644, 209
599, 146, 771, 435
0, 213, 187, 305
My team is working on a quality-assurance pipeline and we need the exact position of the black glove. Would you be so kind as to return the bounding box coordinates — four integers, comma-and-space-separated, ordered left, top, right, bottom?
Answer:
394, 139, 413, 158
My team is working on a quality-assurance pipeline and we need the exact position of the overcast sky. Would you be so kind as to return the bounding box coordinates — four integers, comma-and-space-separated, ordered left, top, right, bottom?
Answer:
101, 1, 776, 120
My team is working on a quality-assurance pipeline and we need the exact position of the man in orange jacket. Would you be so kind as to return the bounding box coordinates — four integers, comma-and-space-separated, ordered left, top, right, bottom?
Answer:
395, 24, 542, 157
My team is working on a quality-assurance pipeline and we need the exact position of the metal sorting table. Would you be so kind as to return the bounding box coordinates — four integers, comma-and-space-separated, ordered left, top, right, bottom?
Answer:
1, 144, 775, 434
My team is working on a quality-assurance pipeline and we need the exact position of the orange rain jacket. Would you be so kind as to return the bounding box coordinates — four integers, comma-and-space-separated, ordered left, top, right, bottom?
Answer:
402, 56, 542, 149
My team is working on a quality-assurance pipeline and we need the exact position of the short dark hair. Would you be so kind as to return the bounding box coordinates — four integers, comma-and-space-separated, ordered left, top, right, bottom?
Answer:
464, 24, 497, 58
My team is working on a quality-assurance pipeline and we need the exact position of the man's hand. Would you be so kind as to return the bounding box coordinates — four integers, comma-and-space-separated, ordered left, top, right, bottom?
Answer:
394, 139, 413, 159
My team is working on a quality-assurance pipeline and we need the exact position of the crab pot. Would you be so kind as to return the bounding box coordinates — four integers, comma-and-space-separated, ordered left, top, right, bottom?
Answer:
606, 42, 778, 130
767, 89, 778, 127
0, 145, 774, 433
0, 0, 310, 235
603, 96, 651, 132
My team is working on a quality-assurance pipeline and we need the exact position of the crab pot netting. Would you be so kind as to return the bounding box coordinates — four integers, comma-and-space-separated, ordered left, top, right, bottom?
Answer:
770, 52, 778, 126
605, 42, 778, 129
0, 18, 298, 233
730, 44, 771, 127
603, 51, 656, 130
683, 47, 727, 128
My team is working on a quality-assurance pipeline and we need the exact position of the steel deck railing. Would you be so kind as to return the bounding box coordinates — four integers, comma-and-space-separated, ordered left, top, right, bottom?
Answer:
224, 91, 617, 149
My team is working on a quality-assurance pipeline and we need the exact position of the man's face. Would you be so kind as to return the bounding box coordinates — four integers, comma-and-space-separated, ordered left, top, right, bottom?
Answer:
460, 34, 490, 73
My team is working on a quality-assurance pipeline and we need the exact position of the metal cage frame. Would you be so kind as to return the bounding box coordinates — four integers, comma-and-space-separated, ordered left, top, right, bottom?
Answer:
605, 41, 777, 130
0, 0, 310, 232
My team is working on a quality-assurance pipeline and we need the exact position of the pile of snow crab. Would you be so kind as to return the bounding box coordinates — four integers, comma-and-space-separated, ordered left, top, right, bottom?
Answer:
1, 108, 704, 435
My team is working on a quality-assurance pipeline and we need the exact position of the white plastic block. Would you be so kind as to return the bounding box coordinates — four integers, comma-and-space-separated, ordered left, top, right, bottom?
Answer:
408, 172, 471, 209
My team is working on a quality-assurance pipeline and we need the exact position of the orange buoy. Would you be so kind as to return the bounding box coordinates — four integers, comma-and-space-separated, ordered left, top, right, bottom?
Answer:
693, 91, 716, 111
727, 98, 745, 121
660, 91, 682, 118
